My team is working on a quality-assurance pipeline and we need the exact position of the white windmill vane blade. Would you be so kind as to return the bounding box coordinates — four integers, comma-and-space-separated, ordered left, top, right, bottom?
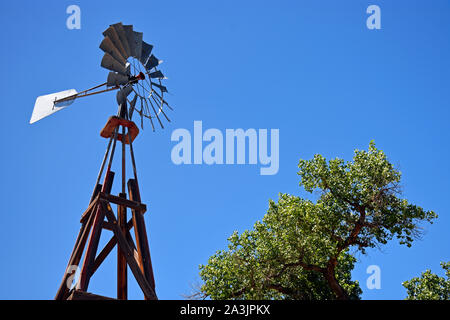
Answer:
30, 89, 78, 124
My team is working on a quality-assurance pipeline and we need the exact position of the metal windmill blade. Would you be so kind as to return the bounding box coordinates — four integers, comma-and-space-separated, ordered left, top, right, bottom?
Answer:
148, 70, 165, 79
30, 22, 172, 131
111, 23, 131, 58
144, 54, 162, 71
123, 25, 136, 57
132, 32, 143, 60
140, 41, 153, 65
103, 26, 128, 59
107, 72, 129, 87
101, 53, 129, 76
116, 86, 133, 105
150, 81, 167, 93
100, 37, 127, 65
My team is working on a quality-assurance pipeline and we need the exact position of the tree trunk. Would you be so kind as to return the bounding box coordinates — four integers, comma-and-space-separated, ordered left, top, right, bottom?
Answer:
324, 265, 348, 300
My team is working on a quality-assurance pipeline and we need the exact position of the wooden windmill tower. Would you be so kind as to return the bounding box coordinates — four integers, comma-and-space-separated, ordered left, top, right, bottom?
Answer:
30, 22, 172, 300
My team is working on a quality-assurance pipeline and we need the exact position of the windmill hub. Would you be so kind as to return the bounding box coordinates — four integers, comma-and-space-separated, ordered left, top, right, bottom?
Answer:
129, 72, 145, 84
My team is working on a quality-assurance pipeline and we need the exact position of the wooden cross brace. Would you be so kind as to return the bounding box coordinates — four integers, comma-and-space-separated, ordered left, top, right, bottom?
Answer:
55, 178, 157, 300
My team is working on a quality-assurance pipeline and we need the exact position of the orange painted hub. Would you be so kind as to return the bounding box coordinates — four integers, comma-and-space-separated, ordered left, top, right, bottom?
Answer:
100, 116, 139, 144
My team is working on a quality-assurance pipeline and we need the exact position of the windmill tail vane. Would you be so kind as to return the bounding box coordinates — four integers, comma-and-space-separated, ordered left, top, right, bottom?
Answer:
30, 22, 172, 132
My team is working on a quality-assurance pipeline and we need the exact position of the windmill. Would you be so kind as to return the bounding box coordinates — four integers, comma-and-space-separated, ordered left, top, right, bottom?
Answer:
30, 22, 172, 300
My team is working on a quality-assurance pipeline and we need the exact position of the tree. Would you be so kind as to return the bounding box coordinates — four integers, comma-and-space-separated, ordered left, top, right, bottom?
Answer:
198, 201, 362, 300
198, 142, 437, 300
403, 262, 450, 300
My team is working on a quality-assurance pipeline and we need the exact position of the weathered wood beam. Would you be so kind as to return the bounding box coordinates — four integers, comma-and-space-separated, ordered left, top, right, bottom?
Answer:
55, 201, 98, 300
91, 219, 137, 275
99, 192, 146, 213
117, 191, 128, 300
102, 200, 157, 300
68, 289, 115, 300
128, 179, 156, 293
102, 221, 115, 231
80, 194, 100, 224
77, 171, 115, 292
56, 183, 103, 301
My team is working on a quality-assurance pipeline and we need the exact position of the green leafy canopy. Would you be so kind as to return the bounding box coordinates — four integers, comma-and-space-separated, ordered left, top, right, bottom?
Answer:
197, 141, 437, 300
298, 141, 437, 250
403, 262, 450, 300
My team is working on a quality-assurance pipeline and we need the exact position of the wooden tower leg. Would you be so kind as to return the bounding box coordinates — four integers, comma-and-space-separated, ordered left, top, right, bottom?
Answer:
55, 176, 113, 300
77, 171, 115, 291
54, 201, 96, 300
117, 124, 128, 299
117, 197, 127, 299
128, 179, 156, 295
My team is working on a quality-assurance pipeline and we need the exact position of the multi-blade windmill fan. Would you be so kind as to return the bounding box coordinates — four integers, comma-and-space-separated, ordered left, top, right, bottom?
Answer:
30, 22, 172, 131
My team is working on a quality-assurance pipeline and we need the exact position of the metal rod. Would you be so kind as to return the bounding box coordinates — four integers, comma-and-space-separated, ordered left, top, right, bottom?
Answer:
153, 89, 173, 111
150, 94, 170, 122
79, 82, 108, 94
106, 126, 120, 175
127, 125, 139, 185
55, 85, 119, 103
91, 135, 114, 200
55, 82, 107, 102
142, 98, 155, 131
146, 98, 164, 129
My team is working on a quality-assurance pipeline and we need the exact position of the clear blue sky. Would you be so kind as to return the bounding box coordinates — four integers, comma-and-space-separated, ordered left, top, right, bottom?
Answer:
0, 0, 449, 300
